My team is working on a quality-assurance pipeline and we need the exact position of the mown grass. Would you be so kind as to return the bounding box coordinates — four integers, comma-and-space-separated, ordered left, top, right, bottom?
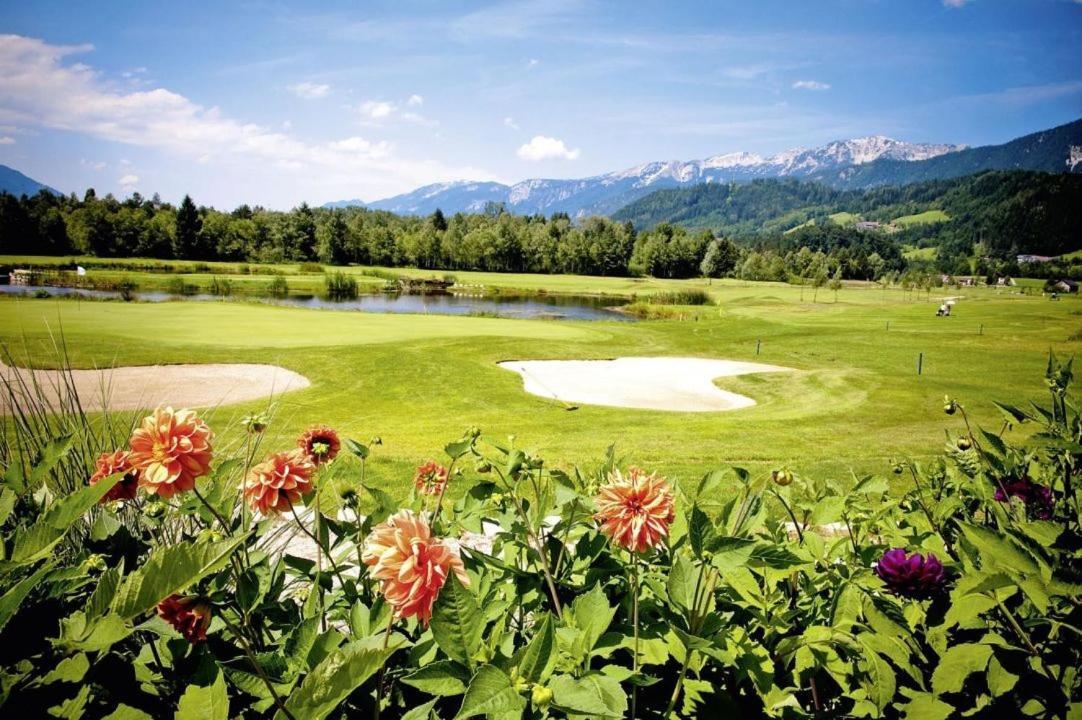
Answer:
894, 209, 950, 226
1, 273, 1077, 501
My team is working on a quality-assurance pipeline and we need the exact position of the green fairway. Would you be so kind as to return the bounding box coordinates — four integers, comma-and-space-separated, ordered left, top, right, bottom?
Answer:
2, 275, 1078, 499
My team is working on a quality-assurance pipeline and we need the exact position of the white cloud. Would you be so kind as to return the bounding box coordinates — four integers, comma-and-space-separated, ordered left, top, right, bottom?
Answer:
119, 173, 139, 189
942, 0, 971, 7
0, 136, 13, 145
288, 81, 331, 99
358, 100, 395, 120
527, 58, 540, 68
407, 94, 424, 107
0, 34, 492, 206
517, 135, 579, 161
792, 80, 831, 91
504, 116, 520, 130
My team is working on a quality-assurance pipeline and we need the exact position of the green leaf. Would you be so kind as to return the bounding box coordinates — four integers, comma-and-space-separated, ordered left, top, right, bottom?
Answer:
899, 690, 953, 720
48, 684, 90, 719
688, 506, 714, 559
431, 575, 484, 667
0, 487, 15, 525
550, 673, 626, 718
401, 699, 438, 720
40, 653, 90, 685
85, 564, 123, 619
0, 560, 55, 631
445, 439, 473, 460
111, 536, 246, 620
454, 665, 525, 720
666, 553, 698, 615
57, 610, 132, 653
176, 671, 228, 720
346, 439, 369, 460
708, 537, 756, 571
279, 643, 392, 720
570, 584, 615, 659
986, 655, 1018, 697
9, 474, 121, 565
402, 660, 472, 697
960, 524, 1038, 576
860, 645, 896, 715
103, 706, 153, 720
930, 643, 992, 694
518, 613, 557, 683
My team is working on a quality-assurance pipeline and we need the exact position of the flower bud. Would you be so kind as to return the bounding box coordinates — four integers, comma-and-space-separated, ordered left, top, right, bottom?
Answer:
85, 554, 107, 572
956, 436, 971, 451
241, 413, 269, 434
943, 396, 957, 415
532, 684, 554, 708
144, 501, 166, 518
513, 676, 530, 695
771, 469, 792, 487
475, 460, 492, 474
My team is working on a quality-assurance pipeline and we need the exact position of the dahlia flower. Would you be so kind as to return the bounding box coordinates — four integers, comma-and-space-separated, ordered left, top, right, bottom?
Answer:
157, 594, 211, 643
89, 449, 139, 503
243, 449, 315, 515
875, 548, 946, 600
298, 425, 341, 465
128, 407, 213, 498
595, 467, 675, 554
994, 477, 1053, 520
414, 460, 449, 496
361, 510, 469, 625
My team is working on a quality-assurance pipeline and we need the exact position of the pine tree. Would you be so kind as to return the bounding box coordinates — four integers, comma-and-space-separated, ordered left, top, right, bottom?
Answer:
173, 194, 202, 259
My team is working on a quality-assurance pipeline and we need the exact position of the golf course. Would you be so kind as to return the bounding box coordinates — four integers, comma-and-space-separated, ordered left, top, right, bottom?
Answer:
2, 260, 1075, 495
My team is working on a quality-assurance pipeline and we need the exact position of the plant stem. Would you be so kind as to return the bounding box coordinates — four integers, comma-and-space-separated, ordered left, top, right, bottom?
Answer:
663, 650, 693, 718
220, 614, 297, 720
192, 485, 231, 536
771, 487, 804, 544
375, 612, 395, 720
630, 552, 640, 720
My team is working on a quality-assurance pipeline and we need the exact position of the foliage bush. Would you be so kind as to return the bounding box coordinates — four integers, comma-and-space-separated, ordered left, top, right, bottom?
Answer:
647, 290, 713, 306
0, 358, 1078, 718
208, 276, 233, 297
324, 272, 359, 301
266, 275, 289, 299
166, 277, 200, 296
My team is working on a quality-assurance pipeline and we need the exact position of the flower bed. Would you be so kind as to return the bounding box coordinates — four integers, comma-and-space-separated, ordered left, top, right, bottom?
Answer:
0, 358, 1078, 718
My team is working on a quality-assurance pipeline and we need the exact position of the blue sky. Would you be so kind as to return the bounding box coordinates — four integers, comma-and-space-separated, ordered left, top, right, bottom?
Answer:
0, 0, 1079, 208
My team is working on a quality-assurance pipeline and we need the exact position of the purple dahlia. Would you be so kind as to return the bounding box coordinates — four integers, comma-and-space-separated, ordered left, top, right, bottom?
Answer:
993, 477, 1053, 520
875, 548, 947, 600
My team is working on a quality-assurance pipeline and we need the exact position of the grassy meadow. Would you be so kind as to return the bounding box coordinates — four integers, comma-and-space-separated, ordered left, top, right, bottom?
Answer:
2, 256, 1077, 501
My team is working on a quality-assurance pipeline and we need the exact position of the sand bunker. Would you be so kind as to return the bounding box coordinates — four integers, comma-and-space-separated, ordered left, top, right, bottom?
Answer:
499, 357, 791, 412
0, 362, 310, 413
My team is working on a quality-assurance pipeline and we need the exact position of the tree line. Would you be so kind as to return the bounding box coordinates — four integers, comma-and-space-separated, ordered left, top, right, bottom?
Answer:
0, 178, 1069, 281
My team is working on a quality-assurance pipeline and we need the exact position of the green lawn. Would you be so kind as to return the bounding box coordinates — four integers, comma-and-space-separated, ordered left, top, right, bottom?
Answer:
2, 275, 1077, 500
828, 211, 859, 226
893, 209, 950, 227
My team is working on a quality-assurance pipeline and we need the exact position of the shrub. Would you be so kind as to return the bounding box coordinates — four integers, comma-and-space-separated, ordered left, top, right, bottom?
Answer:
208, 276, 233, 296
325, 271, 358, 300
116, 280, 138, 302
299, 262, 325, 274
648, 289, 713, 305
0, 358, 1077, 718
266, 274, 289, 298
166, 276, 199, 296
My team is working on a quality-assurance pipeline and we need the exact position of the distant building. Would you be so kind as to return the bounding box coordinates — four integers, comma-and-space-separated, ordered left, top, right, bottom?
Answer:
855, 221, 881, 231
1051, 279, 1078, 293
996, 277, 1016, 287
957, 276, 977, 287
1017, 254, 1057, 264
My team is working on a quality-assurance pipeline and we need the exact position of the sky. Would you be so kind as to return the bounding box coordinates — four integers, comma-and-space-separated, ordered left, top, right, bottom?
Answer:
0, 0, 1079, 209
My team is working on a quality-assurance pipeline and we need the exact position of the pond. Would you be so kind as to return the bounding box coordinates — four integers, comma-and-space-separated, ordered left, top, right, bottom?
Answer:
0, 285, 633, 322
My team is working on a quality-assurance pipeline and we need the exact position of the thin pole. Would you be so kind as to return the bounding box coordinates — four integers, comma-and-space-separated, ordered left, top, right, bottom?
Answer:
917, 352, 923, 375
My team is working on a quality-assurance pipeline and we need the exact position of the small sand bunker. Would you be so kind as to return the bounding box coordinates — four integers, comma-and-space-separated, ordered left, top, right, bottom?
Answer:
499, 357, 792, 412
0, 362, 310, 413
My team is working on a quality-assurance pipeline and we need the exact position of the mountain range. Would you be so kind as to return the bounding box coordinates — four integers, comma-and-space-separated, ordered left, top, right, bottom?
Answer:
0, 165, 58, 197
328, 117, 1082, 218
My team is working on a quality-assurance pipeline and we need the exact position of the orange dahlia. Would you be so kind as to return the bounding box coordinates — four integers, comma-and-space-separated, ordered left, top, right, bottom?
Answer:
413, 461, 449, 496
89, 449, 139, 503
243, 448, 315, 515
298, 424, 341, 465
361, 510, 469, 625
128, 407, 213, 498
595, 467, 675, 553
157, 594, 211, 643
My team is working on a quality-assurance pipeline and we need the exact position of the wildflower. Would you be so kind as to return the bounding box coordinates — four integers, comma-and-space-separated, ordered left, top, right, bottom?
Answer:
298, 425, 341, 465
532, 684, 554, 708
128, 407, 213, 498
361, 510, 469, 625
414, 460, 449, 496
157, 594, 212, 643
243, 449, 315, 515
875, 548, 946, 600
89, 449, 139, 503
595, 467, 675, 554
994, 477, 1053, 520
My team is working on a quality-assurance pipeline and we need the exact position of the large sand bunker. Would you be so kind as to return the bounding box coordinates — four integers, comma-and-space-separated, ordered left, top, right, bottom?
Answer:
0, 362, 310, 413
499, 357, 791, 412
